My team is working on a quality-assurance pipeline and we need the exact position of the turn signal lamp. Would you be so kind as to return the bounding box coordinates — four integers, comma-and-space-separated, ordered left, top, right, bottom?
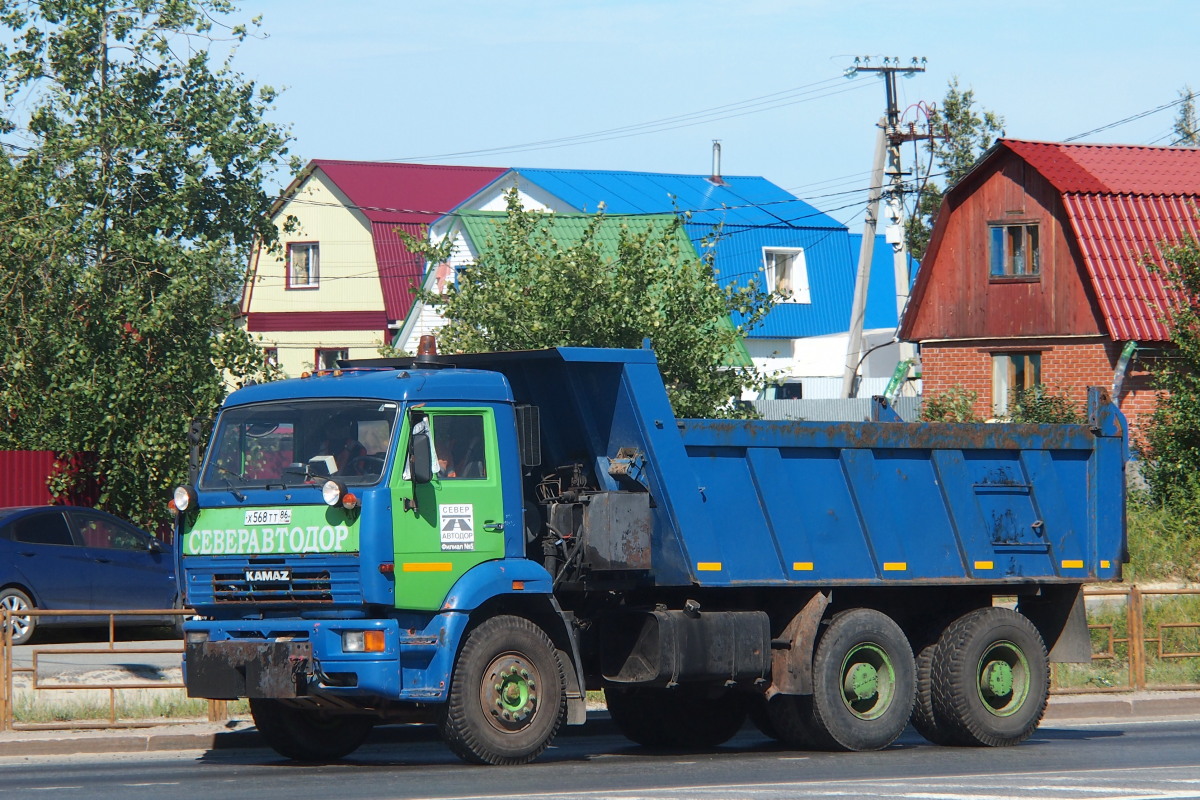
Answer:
342, 630, 386, 653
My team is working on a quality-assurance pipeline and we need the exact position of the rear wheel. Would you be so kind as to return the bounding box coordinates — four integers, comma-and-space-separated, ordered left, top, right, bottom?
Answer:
911, 639, 963, 745
249, 698, 374, 761
0, 588, 36, 645
440, 615, 566, 765
931, 607, 1048, 747
606, 685, 748, 749
804, 608, 915, 751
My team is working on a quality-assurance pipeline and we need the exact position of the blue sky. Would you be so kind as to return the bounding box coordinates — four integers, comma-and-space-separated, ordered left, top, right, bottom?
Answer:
233, 0, 1198, 226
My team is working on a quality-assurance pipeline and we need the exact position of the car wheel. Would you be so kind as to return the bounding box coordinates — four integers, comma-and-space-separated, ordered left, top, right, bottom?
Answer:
0, 587, 36, 645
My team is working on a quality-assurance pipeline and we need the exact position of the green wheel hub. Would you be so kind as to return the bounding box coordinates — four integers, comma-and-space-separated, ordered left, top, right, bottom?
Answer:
481, 652, 540, 732
977, 640, 1030, 717
839, 643, 896, 720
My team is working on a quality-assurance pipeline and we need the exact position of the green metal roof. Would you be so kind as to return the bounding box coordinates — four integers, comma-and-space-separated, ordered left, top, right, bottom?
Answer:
455, 211, 753, 368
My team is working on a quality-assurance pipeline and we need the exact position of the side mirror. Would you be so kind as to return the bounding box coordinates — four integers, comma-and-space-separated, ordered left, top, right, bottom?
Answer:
148, 539, 166, 554
410, 431, 433, 484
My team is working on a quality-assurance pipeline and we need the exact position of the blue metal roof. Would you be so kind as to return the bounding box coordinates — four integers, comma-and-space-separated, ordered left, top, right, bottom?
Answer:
512, 168, 844, 229
509, 168, 911, 340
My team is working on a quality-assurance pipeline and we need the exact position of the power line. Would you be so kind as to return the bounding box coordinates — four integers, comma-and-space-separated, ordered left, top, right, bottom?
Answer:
1063, 92, 1198, 143
381, 74, 875, 163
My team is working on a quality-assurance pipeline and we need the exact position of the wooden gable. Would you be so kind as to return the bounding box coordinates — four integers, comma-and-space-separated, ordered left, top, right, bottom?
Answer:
901, 150, 1106, 342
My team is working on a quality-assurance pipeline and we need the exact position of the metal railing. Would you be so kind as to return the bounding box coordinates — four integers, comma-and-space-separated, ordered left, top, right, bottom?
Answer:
1051, 585, 1200, 694
3, 586, 1199, 731
0, 608, 229, 732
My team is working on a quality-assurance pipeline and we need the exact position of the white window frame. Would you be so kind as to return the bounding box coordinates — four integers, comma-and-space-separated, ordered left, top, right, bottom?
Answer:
315, 348, 348, 371
763, 247, 810, 303
288, 242, 320, 289
991, 352, 1041, 416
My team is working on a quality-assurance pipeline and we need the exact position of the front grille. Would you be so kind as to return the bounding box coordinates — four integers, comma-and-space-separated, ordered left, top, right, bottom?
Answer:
212, 570, 332, 604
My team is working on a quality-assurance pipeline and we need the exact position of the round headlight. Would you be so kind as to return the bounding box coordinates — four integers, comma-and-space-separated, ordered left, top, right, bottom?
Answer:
174, 485, 197, 512
322, 480, 347, 507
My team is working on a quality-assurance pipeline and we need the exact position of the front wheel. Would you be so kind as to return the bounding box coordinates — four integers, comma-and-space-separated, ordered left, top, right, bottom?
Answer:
804, 608, 916, 751
249, 698, 374, 761
440, 615, 566, 765
0, 588, 36, 645
930, 607, 1049, 747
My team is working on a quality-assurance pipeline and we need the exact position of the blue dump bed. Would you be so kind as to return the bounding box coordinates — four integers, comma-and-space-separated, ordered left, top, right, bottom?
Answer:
445, 346, 1127, 589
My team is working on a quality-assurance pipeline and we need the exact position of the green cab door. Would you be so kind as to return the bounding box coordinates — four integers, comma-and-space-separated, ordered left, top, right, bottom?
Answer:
391, 407, 506, 611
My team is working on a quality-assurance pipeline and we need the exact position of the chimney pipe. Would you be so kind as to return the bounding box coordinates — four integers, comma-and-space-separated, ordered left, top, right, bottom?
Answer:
711, 140, 722, 182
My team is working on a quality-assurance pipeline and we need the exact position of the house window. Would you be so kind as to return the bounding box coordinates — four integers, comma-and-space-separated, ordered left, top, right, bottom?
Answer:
992, 352, 1041, 416
763, 247, 810, 303
989, 223, 1040, 277
316, 348, 348, 371
288, 242, 319, 288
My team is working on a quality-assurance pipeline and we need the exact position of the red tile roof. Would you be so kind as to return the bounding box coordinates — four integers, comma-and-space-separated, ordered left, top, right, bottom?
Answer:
309, 161, 506, 319
1002, 140, 1200, 342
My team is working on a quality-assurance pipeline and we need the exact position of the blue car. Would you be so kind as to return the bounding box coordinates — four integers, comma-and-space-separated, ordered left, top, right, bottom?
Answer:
0, 506, 180, 645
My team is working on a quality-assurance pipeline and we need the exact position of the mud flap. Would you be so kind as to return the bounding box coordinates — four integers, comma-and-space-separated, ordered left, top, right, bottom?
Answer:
185, 641, 312, 699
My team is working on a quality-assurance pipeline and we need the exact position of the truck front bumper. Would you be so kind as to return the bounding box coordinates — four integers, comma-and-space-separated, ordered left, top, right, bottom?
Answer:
182, 618, 404, 700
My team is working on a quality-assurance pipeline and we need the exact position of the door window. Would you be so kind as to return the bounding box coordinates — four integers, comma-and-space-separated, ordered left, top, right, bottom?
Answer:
12, 511, 75, 546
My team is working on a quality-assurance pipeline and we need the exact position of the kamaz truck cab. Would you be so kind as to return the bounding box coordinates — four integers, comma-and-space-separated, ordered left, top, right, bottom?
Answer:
176, 350, 575, 765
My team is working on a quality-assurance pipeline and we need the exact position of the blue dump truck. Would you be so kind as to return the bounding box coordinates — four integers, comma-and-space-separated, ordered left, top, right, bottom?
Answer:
173, 344, 1126, 765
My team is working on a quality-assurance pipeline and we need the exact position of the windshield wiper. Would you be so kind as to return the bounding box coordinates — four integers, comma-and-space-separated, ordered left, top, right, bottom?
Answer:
214, 465, 248, 502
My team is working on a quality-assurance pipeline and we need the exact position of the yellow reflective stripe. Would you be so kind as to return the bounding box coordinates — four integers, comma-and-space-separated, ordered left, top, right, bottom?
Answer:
1061, 559, 1085, 569
1101, 560, 1111, 569
792, 562, 814, 571
402, 562, 453, 572
882, 562, 907, 572
696, 562, 722, 572
974, 560, 994, 570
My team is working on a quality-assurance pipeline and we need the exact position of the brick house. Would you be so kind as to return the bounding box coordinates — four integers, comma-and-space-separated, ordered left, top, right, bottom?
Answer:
899, 139, 1200, 442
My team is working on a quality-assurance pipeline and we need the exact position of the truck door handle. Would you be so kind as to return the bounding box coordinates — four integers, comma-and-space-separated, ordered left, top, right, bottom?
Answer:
483, 522, 504, 532
94, 557, 112, 564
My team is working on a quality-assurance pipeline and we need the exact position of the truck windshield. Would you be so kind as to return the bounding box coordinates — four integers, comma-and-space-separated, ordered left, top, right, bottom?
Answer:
201, 399, 399, 490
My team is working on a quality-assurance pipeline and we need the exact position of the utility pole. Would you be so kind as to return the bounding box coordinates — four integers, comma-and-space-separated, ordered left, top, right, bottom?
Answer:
841, 56, 929, 398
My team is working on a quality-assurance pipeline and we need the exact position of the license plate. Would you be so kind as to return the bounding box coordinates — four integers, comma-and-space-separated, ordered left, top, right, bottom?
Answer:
245, 568, 291, 582
245, 508, 291, 525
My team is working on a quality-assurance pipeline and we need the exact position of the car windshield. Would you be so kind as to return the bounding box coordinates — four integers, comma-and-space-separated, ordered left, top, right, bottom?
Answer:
201, 399, 399, 489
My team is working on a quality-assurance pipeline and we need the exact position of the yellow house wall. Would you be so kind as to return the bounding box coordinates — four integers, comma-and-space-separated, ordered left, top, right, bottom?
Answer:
246, 170, 388, 377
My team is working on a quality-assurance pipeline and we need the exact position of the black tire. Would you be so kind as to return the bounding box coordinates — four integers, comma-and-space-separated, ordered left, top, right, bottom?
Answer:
0, 587, 36, 646
762, 693, 821, 748
930, 607, 1049, 747
440, 615, 566, 765
747, 694, 781, 741
804, 608, 916, 751
249, 698, 374, 761
605, 685, 748, 749
911, 639, 963, 746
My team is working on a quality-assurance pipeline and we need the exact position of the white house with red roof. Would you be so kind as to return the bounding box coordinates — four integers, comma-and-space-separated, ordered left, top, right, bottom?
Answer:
240, 160, 504, 375
899, 138, 1200, 439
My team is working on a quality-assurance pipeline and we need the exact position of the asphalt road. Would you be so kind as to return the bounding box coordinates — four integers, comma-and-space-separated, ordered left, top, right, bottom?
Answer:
2, 717, 1200, 800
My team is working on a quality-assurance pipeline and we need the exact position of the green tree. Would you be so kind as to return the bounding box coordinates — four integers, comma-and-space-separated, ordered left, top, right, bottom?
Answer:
1006, 385, 1085, 424
0, 0, 291, 529
1174, 84, 1199, 147
406, 189, 775, 418
1142, 229, 1200, 505
905, 77, 1005, 260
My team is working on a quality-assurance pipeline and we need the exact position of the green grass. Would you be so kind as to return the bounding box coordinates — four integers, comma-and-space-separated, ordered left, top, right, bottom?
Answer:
11, 688, 248, 725
1125, 499, 1200, 584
